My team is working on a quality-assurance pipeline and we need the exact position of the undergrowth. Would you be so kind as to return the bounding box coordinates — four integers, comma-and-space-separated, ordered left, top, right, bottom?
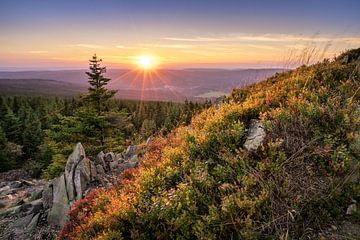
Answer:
59, 48, 360, 239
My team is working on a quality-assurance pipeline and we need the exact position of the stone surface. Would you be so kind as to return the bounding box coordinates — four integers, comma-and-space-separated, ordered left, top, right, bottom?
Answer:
109, 161, 119, 172
105, 152, 115, 162
346, 203, 357, 215
90, 160, 97, 182
244, 119, 266, 151
11, 213, 34, 228
74, 157, 91, 200
124, 146, 137, 159
47, 174, 69, 226
26, 212, 40, 233
96, 151, 106, 168
0, 142, 144, 238
65, 142, 86, 202
42, 184, 53, 210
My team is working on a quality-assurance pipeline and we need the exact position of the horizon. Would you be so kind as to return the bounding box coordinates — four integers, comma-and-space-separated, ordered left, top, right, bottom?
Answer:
1, 0, 360, 70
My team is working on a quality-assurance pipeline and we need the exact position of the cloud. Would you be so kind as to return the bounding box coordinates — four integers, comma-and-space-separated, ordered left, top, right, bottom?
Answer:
76, 44, 103, 49
28, 50, 48, 54
246, 44, 276, 50
164, 34, 360, 45
157, 44, 195, 49
116, 45, 125, 49
164, 37, 222, 42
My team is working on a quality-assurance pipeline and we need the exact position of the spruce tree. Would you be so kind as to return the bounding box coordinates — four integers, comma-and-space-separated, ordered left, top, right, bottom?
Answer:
84, 54, 117, 115
82, 54, 117, 146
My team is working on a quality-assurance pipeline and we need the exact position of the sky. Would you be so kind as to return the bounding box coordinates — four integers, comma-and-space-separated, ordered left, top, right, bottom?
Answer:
0, 0, 360, 70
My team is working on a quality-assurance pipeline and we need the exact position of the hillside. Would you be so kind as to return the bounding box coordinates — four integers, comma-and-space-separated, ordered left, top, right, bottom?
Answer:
0, 69, 282, 101
59, 49, 360, 239
0, 79, 86, 97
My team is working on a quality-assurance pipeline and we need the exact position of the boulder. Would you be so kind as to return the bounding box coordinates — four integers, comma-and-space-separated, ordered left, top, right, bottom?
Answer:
124, 146, 137, 159
346, 203, 357, 215
64, 143, 86, 202
47, 174, 69, 227
109, 161, 119, 172
95, 151, 106, 168
89, 161, 97, 182
0, 186, 11, 196
119, 161, 138, 171
30, 190, 43, 201
130, 155, 139, 164
0, 200, 6, 209
10, 181, 23, 189
42, 184, 53, 209
115, 153, 125, 163
26, 212, 40, 233
74, 157, 91, 200
244, 120, 266, 151
105, 152, 115, 162
11, 213, 34, 229
28, 199, 43, 215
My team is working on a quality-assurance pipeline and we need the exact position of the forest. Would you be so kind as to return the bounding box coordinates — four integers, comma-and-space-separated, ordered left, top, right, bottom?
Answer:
0, 56, 211, 178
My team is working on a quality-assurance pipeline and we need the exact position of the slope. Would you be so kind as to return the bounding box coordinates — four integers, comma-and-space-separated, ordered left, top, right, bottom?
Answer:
59, 48, 360, 239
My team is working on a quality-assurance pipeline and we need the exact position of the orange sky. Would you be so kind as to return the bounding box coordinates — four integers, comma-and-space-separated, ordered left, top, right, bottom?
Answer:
1, 1, 360, 70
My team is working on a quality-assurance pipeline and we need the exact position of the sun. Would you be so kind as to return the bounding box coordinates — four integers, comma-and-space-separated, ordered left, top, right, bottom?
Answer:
136, 56, 156, 69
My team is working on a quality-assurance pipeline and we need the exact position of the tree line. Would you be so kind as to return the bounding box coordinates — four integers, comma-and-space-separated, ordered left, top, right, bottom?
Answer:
0, 55, 211, 178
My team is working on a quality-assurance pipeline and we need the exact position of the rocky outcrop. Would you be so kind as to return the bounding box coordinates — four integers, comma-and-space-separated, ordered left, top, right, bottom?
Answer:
47, 175, 69, 227
244, 119, 266, 151
0, 142, 142, 239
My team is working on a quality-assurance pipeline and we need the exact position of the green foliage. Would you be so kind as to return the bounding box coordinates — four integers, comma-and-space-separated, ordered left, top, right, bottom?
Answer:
84, 54, 117, 116
59, 49, 360, 239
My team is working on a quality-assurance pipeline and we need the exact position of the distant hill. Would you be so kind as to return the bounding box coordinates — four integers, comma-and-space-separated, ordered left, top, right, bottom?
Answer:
0, 79, 86, 97
0, 68, 284, 101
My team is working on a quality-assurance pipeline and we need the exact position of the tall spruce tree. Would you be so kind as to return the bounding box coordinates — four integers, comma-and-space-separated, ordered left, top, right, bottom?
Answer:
85, 54, 117, 115
82, 54, 118, 146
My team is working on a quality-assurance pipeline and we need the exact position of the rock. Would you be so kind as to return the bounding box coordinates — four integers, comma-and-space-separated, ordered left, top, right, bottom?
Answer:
21, 180, 35, 186
9, 181, 23, 189
119, 161, 138, 171
0, 200, 6, 209
47, 174, 69, 227
0, 205, 21, 217
0, 169, 31, 181
0, 186, 11, 196
96, 151, 106, 168
109, 161, 119, 172
346, 203, 357, 215
96, 164, 105, 177
12, 199, 25, 207
115, 153, 125, 162
26, 212, 40, 233
105, 152, 115, 162
30, 190, 43, 201
89, 160, 97, 182
19, 202, 33, 213
28, 199, 43, 215
95, 165, 106, 184
42, 184, 53, 209
74, 157, 91, 200
124, 146, 137, 159
244, 119, 266, 151
130, 155, 139, 164
11, 213, 34, 229
65, 143, 86, 202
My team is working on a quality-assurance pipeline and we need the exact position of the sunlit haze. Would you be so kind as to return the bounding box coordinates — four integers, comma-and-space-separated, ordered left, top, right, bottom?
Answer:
0, 0, 359, 70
